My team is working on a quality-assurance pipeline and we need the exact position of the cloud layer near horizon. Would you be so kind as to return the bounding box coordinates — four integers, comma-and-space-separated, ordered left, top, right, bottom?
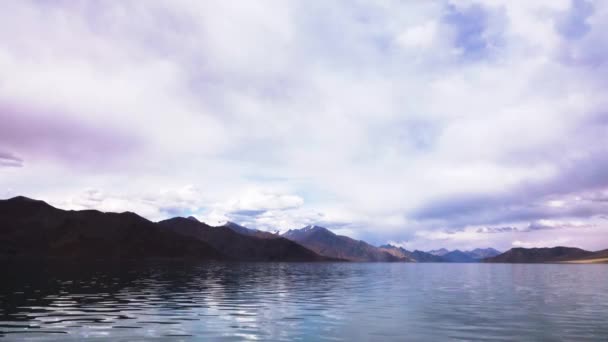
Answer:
1, 0, 607, 251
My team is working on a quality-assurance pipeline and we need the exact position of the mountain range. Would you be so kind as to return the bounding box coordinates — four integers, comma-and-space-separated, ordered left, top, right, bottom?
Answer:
0, 196, 225, 260
158, 217, 328, 261
380, 245, 501, 262
1, 196, 606, 263
282, 225, 409, 262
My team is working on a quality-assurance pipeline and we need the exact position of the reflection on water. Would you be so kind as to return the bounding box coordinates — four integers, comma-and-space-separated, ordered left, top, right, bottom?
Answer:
1, 261, 608, 341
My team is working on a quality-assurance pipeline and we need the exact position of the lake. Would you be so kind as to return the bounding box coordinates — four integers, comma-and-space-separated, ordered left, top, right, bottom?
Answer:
1, 262, 607, 341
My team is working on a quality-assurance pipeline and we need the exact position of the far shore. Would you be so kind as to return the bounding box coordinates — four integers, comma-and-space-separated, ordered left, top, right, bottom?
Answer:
561, 257, 608, 264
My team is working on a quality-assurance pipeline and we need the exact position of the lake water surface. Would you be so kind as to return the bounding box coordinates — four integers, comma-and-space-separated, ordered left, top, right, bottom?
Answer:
1, 262, 608, 341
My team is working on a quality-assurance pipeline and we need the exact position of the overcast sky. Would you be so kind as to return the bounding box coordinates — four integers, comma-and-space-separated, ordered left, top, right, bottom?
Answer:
1, 0, 607, 251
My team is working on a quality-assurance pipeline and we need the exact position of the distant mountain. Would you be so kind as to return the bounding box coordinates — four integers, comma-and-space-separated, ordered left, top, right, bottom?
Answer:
159, 218, 329, 261
379, 245, 444, 262
283, 225, 409, 262
483, 247, 597, 263
466, 248, 501, 259
428, 248, 450, 256
223, 221, 278, 239
0, 196, 225, 260
380, 245, 501, 262
423, 248, 502, 262
440, 250, 477, 263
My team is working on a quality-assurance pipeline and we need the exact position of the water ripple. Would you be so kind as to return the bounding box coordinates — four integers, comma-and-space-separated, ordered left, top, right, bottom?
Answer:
1, 262, 607, 341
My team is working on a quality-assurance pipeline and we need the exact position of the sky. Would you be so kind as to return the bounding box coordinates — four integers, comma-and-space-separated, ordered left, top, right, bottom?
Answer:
1, 0, 607, 251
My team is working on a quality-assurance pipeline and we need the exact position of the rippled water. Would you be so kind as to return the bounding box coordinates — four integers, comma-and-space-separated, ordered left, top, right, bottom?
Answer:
1, 262, 608, 341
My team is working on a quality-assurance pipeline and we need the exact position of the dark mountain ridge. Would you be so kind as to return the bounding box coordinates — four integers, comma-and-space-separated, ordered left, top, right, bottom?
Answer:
0, 196, 327, 262
4, 196, 604, 264
0, 196, 225, 260
483, 247, 602, 263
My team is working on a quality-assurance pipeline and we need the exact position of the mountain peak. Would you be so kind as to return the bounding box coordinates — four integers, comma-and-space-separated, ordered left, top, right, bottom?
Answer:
428, 248, 450, 256
187, 216, 200, 222
283, 225, 330, 236
8, 195, 45, 203
5, 196, 54, 209
304, 225, 330, 232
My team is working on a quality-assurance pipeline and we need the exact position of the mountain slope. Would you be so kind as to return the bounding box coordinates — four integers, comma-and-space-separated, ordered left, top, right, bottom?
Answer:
0, 196, 225, 260
379, 245, 444, 262
466, 248, 501, 259
282, 226, 409, 262
428, 248, 450, 256
159, 218, 329, 261
483, 247, 596, 263
562, 249, 608, 263
223, 221, 279, 239
441, 250, 477, 262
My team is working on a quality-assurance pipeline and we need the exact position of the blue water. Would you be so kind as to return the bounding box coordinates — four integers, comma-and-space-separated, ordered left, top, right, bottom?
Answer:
1, 262, 608, 341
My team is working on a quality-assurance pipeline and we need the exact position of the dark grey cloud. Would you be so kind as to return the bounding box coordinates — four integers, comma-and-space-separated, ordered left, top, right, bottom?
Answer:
229, 209, 267, 217
0, 151, 23, 167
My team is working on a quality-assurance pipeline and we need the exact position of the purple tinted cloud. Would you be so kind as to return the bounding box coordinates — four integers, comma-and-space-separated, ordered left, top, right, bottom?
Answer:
0, 102, 138, 168
476, 221, 592, 234
411, 147, 608, 227
0, 151, 23, 167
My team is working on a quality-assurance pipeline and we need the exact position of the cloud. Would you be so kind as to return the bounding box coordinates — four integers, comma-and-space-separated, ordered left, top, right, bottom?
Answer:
410, 146, 608, 228
555, 0, 594, 40
0, 102, 138, 168
442, 3, 506, 60
0, 151, 23, 167
225, 189, 304, 213
477, 226, 520, 234
477, 219, 592, 234
512, 238, 571, 248
1, 1, 608, 250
